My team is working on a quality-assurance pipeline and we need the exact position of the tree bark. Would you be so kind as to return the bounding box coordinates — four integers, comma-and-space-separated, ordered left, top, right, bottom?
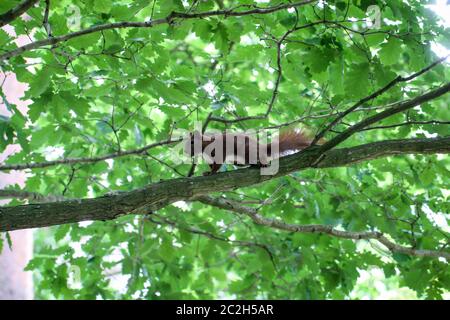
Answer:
0, 136, 448, 232
0, 0, 39, 28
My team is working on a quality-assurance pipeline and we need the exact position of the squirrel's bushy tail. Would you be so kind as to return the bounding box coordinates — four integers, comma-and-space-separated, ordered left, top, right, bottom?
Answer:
270, 128, 324, 158
278, 129, 312, 155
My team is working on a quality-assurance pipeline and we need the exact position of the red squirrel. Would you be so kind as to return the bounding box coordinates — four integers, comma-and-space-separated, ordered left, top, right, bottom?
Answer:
185, 128, 322, 175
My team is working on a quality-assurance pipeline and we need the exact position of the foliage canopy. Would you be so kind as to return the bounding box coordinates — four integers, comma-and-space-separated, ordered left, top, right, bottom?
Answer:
0, 0, 449, 299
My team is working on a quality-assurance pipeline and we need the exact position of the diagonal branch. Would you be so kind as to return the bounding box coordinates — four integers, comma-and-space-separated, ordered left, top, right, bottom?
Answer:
316, 82, 450, 155
195, 195, 450, 260
2, 82, 447, 172
0, 136, 448, 232
312, 54, 450, 145
360, 120, 450, 132
0, 0, 39, 28
2, 82, 446, 173
0, 0, 316, 61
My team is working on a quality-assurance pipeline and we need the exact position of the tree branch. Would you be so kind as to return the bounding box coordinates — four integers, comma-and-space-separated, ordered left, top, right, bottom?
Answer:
0, 189, 65, 202
148, 214, 275, 263
0, 0, 316, 61
312, 55, 449, 145
208, 11, 299, 124
360, 120, 450, 132
0, 0, 39, 28
195, 195, 450, 260
0, 137, 181, 171
0, 136, 448, 232
316, 136, 450, 168
3, 82, 447, 172
316, 82, 450, 155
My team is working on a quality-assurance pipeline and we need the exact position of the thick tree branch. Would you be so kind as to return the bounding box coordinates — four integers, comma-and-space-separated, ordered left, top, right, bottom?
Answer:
0, 136, 448, 232
0, 0, 39, 28
0, 0, 316, 61
316, 136, 450, 168
196, 196, 450, 260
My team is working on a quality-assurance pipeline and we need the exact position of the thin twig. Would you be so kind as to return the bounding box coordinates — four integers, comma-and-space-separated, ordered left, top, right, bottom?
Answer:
0, 137, 182, 171
0, 0, 317, 61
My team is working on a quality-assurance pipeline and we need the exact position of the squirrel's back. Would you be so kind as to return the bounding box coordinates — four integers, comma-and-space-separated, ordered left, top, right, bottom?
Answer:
185, 128, 323, 174
278, 129, 312, 153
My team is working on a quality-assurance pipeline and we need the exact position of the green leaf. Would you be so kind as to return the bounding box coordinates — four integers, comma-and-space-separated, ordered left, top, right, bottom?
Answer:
4, 0, 449, 300
93, 0, 111, 14
6, 232, 12, 250
54, 225, 71, 242
366, 33, 386, 47
27, 69, 52, 98
379, 37, 403, 65
345, 63, 370, 97
213, 23, 229, 53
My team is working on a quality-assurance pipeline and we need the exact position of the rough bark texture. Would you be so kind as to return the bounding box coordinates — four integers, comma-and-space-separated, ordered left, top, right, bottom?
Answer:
0, 136, 448, 232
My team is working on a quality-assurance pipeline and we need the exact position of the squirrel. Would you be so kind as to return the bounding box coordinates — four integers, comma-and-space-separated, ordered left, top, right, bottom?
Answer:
185, 128, 323, 175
